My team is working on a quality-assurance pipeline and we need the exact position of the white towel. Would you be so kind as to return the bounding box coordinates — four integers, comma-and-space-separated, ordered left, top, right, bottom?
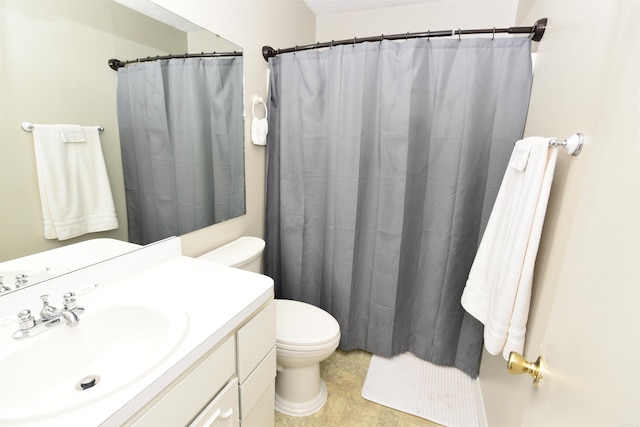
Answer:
32, 125, 118, 240
56, 124, 86, 142
461, 137, 558, 359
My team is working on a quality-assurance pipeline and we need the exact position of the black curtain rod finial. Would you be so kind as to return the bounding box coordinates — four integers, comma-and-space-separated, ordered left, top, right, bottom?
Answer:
531, 18, 547, 42
108, 58, 124, 70
262, 46, 276, 61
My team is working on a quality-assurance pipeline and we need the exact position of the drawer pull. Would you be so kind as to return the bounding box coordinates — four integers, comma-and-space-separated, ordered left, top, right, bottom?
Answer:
203, 408, 234, 427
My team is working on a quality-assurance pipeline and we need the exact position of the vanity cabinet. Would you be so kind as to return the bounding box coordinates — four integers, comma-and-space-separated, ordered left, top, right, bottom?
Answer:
123, 300, 276, 427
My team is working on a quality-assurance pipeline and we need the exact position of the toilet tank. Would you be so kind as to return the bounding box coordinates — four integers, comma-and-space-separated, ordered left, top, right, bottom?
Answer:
197, 236, 265, 273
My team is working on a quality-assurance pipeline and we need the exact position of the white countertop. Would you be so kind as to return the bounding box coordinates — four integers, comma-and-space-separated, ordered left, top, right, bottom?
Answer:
0, 246, 273, 427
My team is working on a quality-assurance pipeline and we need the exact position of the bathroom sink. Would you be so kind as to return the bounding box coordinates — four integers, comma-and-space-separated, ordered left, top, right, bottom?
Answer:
0, 298, 189, 423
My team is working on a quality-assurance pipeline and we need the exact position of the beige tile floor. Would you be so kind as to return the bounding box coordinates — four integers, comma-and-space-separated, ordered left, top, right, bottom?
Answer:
274, 349, 443, 427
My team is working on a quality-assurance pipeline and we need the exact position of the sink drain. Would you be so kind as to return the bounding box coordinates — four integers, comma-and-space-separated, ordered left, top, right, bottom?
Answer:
76, 375, 100, 391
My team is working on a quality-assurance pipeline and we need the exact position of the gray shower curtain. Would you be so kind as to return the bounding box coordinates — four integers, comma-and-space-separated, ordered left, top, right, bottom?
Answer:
265, 37, 533, 377
117, 57, 244, 245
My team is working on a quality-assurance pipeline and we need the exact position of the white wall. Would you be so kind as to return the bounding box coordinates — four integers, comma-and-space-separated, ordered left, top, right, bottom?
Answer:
316, 0, 518, 40
149, 0, 316, 257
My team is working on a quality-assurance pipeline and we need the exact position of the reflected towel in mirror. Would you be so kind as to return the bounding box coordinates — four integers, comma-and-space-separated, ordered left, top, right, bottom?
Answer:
31, 124, 118, 240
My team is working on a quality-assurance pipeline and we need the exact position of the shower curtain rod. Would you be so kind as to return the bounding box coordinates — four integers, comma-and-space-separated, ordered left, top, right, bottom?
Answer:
108, 51, 242, 71
262, 18, 547, 61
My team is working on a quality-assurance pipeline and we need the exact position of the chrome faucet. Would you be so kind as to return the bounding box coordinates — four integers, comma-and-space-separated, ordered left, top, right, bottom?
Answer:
13, 292, 84, 340
40, 294, 82, 325
0, 277, 11, 294
15, 273, 29, 288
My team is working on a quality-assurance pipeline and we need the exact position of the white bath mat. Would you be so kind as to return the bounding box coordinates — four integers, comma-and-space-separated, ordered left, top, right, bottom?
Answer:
361, 352, 482, 427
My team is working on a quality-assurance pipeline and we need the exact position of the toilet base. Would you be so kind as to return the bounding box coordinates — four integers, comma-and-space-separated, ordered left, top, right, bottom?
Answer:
274, 360, 329, 416
275, 379, 328, 417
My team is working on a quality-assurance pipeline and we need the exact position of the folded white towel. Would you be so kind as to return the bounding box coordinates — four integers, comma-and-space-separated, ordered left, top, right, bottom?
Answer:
251, 116, 268, 145
56, 124, 86, 142
32, 125, 118, 240
461, 137, 558, 359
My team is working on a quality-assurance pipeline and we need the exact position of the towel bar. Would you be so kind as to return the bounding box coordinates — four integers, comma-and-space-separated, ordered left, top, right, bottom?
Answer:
549, 133, 584, 156
21, 121, 104, 134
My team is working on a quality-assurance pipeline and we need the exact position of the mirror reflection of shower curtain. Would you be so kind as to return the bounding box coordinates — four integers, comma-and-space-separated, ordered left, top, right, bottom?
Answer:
265, 37, 533, 378
116, 57, 244, 245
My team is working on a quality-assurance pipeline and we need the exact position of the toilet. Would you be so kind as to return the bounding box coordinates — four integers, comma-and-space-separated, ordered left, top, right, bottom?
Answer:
198, 236, 341, 416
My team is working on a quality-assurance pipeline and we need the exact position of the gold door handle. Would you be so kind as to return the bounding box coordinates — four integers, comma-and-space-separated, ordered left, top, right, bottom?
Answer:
507, 352, 544, 385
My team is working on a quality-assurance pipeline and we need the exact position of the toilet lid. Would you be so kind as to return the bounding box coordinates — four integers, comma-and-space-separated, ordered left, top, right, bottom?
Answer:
276, 299, 340, 348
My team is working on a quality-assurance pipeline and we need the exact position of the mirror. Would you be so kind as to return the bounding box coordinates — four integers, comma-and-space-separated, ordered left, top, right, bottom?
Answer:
0, 0, 244, 292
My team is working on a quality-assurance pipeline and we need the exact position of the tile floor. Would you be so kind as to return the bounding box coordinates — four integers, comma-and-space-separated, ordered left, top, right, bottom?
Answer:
274, 349, 443, 427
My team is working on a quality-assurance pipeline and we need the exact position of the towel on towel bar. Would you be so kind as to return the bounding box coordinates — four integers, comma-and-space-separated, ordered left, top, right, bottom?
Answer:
56, 124, 86, 142
461, 137, 558, 359
32, 124, 118, 240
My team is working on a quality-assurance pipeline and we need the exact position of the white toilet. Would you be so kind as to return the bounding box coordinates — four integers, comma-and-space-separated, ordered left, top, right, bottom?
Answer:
198, 236, 341, 416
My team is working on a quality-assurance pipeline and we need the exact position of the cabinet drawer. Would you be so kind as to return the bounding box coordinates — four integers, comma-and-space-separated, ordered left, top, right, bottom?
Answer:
128, 336, 236, 426
240, 379, 275, 427
239, 346, 276, 419
236, 301, 275, 383
189, 378, 239, 427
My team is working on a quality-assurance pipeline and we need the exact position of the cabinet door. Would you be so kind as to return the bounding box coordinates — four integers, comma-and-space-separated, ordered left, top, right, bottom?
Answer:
190, 378, 240, 427
236, 301, 275, 383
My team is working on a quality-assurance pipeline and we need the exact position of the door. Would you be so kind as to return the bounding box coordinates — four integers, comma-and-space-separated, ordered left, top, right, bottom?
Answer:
519, 5, 639, 425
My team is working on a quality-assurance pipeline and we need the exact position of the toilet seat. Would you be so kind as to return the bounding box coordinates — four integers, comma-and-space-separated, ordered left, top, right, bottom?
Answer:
276, 300, 340, 351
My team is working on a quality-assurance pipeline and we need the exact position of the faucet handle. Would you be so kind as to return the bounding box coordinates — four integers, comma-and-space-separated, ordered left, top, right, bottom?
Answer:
15, 274, 29, 288
0, 277, 11, 293
63, 292, 79, 310
17, 309, 36, 331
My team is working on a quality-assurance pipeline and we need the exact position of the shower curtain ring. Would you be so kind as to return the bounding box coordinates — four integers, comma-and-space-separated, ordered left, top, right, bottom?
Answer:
353, 37, 356, 46
492, 27, 496, 40
458, 29, 461, 41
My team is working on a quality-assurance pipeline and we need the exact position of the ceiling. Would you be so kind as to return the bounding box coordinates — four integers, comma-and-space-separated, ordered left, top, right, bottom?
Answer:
303, 0, 438, 15
118, 0, 438, 27
114, 0, 205, 31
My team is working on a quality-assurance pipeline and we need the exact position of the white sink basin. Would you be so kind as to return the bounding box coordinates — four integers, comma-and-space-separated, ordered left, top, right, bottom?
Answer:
0, 299, 188, 423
